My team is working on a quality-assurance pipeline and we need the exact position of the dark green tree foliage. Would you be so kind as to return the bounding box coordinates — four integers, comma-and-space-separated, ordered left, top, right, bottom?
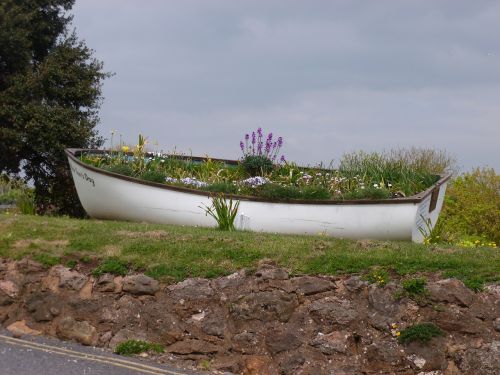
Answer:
0, 0, 109, 216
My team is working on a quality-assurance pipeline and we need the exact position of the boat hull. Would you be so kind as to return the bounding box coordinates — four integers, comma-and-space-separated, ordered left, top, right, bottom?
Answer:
66, 150, 449, 242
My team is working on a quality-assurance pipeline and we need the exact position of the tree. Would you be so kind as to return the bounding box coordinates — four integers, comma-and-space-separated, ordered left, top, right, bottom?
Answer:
0, 0, 109, 216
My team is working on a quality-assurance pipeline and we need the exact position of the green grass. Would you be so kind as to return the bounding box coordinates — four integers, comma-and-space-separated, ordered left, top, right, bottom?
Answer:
92, 257, 129, 277
0, 213, 499, 284
114, 340, 164, 356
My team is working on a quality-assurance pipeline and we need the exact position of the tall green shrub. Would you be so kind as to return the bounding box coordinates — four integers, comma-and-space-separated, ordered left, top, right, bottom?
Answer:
434, 168, 499, 244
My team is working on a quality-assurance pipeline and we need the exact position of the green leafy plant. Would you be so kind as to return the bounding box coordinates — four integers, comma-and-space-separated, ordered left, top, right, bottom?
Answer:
396, 277, 429, 302
203, 181, 239, 194
201, 193, 240, 231
103, 164, 134, 177
398, 323, 444, 345
114, 340, 164, 356
342, 186, 391, 200
16, 189, 36, 215
93, 257, 128, 276
365, 268, 390, 286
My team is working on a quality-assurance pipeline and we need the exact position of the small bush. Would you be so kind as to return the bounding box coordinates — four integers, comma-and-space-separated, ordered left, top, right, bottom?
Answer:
241, 155, 274, 176
139, 170, 166, 183
17, 189, 36, 215
115, 340, 164, 356
93, 257, 128, 276
398, 323, 444, 345
402, 278, 427, 296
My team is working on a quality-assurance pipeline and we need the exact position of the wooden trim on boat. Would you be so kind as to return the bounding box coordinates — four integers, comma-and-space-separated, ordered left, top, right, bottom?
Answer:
65, 148, 452, 206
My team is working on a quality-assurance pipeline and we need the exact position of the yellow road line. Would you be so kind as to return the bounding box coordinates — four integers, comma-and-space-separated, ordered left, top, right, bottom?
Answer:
0, 334, 187, 375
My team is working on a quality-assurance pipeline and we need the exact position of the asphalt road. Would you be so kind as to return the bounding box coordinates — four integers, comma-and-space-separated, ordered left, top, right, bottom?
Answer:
0, 330, 203, 375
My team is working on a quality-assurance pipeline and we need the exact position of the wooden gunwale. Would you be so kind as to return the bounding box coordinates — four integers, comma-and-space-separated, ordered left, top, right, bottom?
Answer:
65, 148, 451, 206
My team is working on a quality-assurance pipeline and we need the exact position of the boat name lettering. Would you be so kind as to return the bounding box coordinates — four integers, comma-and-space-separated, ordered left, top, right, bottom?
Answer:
71, 165, 95, 187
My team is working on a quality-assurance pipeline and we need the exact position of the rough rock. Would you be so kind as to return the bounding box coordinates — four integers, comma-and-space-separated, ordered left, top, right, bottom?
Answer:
405, 337, 447, 371
310, 330, 350, 354
343, 276, 368, 292
53, 266, 87, 291
168, 278, 213, 299
7, 320, 42, 337
427, 279, 474, 307
457, 341, 500, 375
291, 276, 335, 295
265, 330, 302, 355
493, 317, 500, 332
57, 316, 98, 346
166, 339, 220, 354
255, 263, 289, 280
95, 273, 115, 292
243, 356, 279, 375
309, 297, 358, 326
122, 274, 159, 295
0, 280, 20, 298
230, 290, 298, 323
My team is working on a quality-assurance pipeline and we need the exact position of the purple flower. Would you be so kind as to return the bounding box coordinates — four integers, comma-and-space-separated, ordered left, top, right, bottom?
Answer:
257, 127, 262, 137
240, 141, 244, 151
245, 133, 249, 140
280, 155, 286, 163
277, 136, 283, 147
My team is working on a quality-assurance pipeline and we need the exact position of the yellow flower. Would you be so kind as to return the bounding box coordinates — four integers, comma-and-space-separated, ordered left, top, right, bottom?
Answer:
121, 146, 129, 152
396, 331, 401, 336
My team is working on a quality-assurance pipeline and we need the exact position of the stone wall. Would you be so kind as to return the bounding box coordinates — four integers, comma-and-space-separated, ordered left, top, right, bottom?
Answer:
0, 258, 498, 374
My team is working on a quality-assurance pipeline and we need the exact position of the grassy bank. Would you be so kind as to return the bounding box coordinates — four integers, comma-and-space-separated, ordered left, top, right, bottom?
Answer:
0, 213, 498, 289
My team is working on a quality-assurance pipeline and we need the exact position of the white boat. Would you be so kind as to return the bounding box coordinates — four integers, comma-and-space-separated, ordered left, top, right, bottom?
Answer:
66, 149, 450, 242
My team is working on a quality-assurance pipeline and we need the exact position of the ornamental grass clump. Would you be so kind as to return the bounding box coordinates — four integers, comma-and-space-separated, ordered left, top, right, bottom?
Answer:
201, 193, 240, 231
240, 128, 285, 176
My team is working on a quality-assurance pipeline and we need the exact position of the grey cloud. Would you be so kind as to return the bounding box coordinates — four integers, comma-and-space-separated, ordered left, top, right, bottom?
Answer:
72, 0, 500, 170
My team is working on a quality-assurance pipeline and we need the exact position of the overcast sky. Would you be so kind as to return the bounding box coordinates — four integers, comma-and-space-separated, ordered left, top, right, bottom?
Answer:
72, 0, 500, 170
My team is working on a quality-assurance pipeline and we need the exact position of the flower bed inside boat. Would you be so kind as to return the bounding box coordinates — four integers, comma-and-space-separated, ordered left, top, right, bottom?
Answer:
79, 130, 444, 201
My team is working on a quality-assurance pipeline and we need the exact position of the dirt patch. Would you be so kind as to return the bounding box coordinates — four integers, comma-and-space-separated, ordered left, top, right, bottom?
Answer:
12, 239, 69, 250
101, 245, 122, 257
115, 230, 169, 239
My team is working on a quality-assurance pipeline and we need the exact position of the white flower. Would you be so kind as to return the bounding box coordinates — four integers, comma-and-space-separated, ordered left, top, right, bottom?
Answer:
373, 184, 379, 188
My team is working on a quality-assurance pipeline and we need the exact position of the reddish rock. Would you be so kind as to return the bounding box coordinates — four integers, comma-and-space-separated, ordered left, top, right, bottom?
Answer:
243, 355, 279, 375
0, 280, 19, 298
7, 320, 42, 337
57, 316, 97, 346
166, 339, 220, 354
427, 279, 474, 307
